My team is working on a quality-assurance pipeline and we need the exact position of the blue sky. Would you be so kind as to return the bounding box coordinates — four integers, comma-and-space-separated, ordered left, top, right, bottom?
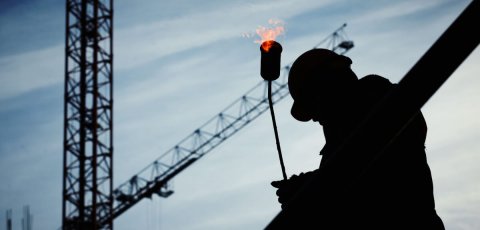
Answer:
1, 0, 479, 229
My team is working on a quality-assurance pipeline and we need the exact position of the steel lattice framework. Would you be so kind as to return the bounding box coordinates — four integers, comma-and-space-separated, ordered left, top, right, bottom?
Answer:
62, 0, 114, 229
107, 24, 353, 223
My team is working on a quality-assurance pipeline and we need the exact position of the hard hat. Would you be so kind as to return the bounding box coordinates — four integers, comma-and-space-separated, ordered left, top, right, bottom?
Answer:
288, 48, 354, 122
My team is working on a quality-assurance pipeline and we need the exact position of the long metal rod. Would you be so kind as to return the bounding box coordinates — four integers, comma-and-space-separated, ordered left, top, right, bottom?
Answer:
266, 0, 480, 227
268, 81, 287, 180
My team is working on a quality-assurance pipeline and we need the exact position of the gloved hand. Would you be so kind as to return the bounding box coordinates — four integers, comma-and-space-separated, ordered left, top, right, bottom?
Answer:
270, 171, 316, 209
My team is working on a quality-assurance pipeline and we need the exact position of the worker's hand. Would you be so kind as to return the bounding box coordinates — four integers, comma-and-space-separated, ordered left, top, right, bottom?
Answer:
270, 179, 292, 209
270, 171, 315, 209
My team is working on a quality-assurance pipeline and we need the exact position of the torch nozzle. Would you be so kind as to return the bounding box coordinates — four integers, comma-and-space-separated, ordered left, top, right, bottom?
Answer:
260, 40, 283, 81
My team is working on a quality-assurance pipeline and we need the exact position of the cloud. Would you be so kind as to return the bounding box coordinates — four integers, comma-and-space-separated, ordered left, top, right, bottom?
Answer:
0, 45, 63, 100
114, 0, 335, 71
350, 0, 447, 26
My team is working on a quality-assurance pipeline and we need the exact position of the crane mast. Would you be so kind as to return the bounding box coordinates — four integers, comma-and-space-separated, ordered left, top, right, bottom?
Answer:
107, 24, 353, 224
62, 0, 114, 229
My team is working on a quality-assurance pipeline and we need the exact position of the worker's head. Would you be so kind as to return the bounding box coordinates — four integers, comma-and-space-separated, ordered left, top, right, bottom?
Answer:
288, 48, 357, 124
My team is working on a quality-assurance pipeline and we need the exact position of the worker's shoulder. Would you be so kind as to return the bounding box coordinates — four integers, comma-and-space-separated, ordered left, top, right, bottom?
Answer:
358, 74, 393, 88
357, 74, 394, 99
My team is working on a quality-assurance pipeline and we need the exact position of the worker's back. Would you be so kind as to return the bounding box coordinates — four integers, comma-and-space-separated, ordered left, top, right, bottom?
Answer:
315, 75, 443, 229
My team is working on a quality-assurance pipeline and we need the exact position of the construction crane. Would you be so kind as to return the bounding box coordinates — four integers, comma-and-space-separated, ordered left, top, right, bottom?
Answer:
61, 0, 351, 225
62, 0, 114, 229
103, 24, 354, 225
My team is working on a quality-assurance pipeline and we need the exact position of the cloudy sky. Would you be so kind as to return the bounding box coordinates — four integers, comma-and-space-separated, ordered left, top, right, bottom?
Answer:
1, 0, 479, 229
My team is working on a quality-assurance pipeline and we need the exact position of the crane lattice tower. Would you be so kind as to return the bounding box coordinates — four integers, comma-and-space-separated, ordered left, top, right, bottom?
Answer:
63, 0, 114, 229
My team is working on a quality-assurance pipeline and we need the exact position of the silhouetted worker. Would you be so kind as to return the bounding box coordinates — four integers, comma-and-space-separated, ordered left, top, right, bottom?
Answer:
270, 49, 444, 229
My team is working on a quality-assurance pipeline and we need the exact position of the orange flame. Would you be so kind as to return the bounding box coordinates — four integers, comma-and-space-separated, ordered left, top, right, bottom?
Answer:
255, 19, 285, 52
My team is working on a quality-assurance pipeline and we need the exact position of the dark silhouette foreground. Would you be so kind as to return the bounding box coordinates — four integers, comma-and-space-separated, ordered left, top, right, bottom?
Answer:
271, 49, 444, 229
